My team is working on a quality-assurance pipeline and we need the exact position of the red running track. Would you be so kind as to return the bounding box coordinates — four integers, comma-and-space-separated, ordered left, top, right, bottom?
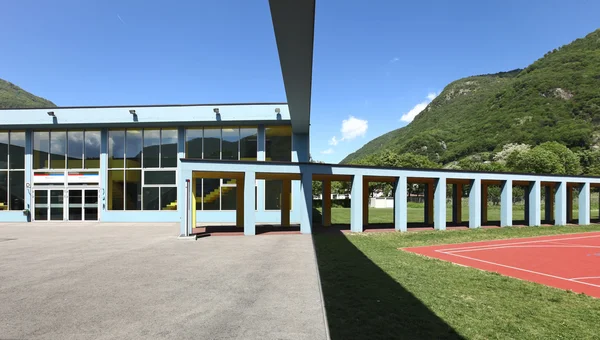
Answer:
403, 231, 600, 298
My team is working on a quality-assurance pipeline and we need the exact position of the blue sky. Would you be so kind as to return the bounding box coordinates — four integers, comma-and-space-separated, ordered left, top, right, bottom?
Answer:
2, 1, 599, 163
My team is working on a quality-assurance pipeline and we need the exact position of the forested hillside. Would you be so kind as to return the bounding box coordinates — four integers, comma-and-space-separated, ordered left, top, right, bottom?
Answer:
0, 79, 55, 108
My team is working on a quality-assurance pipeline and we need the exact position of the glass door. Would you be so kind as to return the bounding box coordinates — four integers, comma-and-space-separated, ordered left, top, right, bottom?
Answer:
67, 188, 98, 221
33, 188, 65, 221
50, 189, 65, 221
34, 189, 49, 221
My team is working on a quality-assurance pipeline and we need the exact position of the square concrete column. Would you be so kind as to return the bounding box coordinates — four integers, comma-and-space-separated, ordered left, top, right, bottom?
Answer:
554, 181, 567, 226
394, 176, 407, 232
469, 179, 482, 229
281, 179, 291, 227
500, 179, 512, 227
243, 172, 256, 236
322, 180, 332, 227
528, 180, 541, 226
481, 183, 488, 225
452, 184, 463, 224
566, 185, 574, 223
351, 174, 364, 232
299, 171, 313, 234
424, 183, 434, 225
434, 178, 447, 230
579, 182, 591, 225
363, 179, 370, 227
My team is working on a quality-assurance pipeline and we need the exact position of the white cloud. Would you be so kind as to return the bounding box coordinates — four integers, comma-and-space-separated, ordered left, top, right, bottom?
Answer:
329, 136, 339, 146
321, 148, 334, 155
400, 92, 439, 123
341, 116, 368, 140
390, 57, 400, 63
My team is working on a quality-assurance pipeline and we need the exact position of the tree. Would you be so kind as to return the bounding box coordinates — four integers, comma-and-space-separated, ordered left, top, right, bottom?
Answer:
508, 147, 564, 174
537, 141, 582, 175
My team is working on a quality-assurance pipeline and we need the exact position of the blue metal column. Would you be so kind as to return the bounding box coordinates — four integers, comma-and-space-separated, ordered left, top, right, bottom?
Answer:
394, 176, 407, 232
177, 127, 185, 218
244, 171, 256, 236
179, 167, 192, 236
100, 128, 108, 216
528, 180, 541, 226
500, 179, 512, 227
350, 174, 363, 232
299, 170, 313, 234
24, 129, 32, 221
554, 181, 567, 226
579, 182, 591, 225
469, 179, 481, 228
434, 177, 446, 230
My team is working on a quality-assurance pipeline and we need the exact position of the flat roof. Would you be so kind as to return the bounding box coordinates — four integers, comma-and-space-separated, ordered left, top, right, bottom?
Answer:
0, 102, 288, 111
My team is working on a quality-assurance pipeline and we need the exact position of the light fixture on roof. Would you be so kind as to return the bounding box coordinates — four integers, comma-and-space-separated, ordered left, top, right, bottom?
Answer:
47, 111, 55, 117
129, 109, 136, 115
214, 108, 221, 120
275, 108, 280, 114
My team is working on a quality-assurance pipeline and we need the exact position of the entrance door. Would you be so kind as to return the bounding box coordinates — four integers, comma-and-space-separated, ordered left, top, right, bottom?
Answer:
33, 189, 65, 221
67, 189, 99, 221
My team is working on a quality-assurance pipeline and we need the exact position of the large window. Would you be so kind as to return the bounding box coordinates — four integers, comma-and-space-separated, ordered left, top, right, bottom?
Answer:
0, 131, 25, 211
108, 128, 177, 211
33, 130, 101, 169
265, 126, 292, 162
185, 127, 257, 211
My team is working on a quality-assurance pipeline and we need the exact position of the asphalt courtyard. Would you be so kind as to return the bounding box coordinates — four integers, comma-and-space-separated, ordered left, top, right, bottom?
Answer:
0, 223, 329, 340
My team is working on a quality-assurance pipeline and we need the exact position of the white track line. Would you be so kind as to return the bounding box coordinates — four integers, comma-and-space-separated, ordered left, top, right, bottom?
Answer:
438, 250, 600, 289
437, 234, 600, 252
570, 276, 600, 280
437, 244, 600, 254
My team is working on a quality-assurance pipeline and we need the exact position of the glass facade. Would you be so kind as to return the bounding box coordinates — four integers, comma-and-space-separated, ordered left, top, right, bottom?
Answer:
0, 131, 25, 211
265, 126, 292, 162
108, 128, 178, 211
34, 130, 101, 170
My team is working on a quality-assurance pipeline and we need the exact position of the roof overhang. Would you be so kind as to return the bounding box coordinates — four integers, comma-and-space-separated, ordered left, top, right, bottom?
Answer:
269, 0, 315, 134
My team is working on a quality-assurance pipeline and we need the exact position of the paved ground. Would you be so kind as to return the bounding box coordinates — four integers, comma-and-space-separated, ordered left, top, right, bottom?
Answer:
0, 223, 328, 340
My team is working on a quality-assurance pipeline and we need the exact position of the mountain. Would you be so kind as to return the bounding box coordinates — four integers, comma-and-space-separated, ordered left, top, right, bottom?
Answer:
0, 78, 56, 108
342, 29, 600, 167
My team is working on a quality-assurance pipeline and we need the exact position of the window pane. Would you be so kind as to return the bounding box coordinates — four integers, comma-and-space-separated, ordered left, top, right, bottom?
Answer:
84, 130, 101, 169
0, 132, 7, 170
240, 128, 257, 161
33, 131, 50, 169
0, 171, 7, 210
108, 130, 125, 168
265, 180, 282, 210
9, 132, 25, 169
67, 131, 84, 169
9, 171, 24, 210
194, 179, 202, 211
143, 129, 160, 168
221, 185, 237, 210
126, 129, 142, 168
161, 129, 178, 168
144, 171, 176, 185
108, 170, 124, 210
125, 170, 141, 210
160, 187, 177, 210
222, 128, 239, 160
266, 126, 292, 162
186, 128, 203, 159
202, 179, 220, 210
203, 128, 220, 160
143, 187, 160, 210
50, 131, 66, 169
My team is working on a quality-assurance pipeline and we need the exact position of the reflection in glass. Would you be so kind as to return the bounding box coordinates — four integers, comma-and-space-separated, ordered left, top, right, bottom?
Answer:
33, 131, 50, 169
108, 130, 125, 168
240, 128, 258, 161
126, 129, 143, 168
265, 180, 283, 210
84, 130, 101, 169
203, 128, 220, 160
202, 179, 220, 210
143, 129, 160, 168
125, 170, 142, 210
50, 131, 66, 169
221, 186, 237, 210
0, 132, 7, 169
9, 132, 25, 169
143, 187, 160, 210
266, 126, 292, 162
144, 171, 176, 185
67, 131, 84, 169
185, 128, 203, 159
160, 187, 177, 210
161, 129, 178, 167
222, 128, 239, 160
9, 171, 24, 210
108, 170, 124, 210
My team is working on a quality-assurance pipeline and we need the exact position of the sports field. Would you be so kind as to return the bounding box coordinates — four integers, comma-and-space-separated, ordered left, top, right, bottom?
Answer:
313, 225, 600, 339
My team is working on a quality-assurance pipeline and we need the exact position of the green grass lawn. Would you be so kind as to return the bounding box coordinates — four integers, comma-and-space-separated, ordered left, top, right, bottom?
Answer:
319, 204, 591, 225
313, 225, 600, 339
